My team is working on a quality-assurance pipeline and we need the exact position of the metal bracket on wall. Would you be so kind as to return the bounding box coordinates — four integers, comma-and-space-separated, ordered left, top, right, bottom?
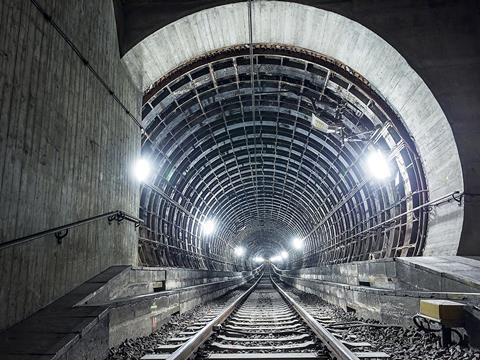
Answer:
54, 229, 69, 244
452, 191, 463, 205
1, 210, 142, 251
108, 211, 126, 224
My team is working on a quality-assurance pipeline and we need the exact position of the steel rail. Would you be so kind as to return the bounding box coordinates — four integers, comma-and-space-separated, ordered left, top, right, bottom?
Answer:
0, 210, 142, 251
165, 269, 264, 360
271, 275, 361, 360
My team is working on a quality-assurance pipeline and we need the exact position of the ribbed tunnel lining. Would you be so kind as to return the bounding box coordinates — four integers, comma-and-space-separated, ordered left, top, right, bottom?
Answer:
138, 45, 429, 270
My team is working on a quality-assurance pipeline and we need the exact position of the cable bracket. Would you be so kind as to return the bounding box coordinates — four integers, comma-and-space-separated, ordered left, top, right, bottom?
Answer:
54, 229, 69, 244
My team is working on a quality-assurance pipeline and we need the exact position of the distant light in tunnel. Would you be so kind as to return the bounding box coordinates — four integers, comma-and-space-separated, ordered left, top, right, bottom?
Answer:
253, 256, 264, 263
202, 219, 216, 235
367, 149, 391, 180
292, 237, 304, 250
132, 158, 151, 182
234, 246, 246, 257
280, 251, 288, 259
270, 255, 283, 263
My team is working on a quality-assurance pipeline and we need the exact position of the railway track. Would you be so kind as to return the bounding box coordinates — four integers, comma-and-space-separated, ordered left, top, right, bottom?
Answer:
142, 270, 390, 360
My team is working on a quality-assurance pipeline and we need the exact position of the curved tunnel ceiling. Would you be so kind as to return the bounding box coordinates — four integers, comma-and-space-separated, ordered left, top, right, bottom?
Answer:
137, 44, 429, 270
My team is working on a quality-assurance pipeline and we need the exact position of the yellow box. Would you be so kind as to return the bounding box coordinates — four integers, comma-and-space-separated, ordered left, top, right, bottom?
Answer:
419, 299, 464, 326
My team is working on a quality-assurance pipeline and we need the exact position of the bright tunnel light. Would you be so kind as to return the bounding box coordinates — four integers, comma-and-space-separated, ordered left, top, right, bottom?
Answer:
367, 149, 391, 180
132, 158, 151, 182
202, 219, 216, 235
269, 255, 283, 263
234, 246, 246, 257
292, 237, 304, 250
253, 256, 265, 263
280, 250, 289, 259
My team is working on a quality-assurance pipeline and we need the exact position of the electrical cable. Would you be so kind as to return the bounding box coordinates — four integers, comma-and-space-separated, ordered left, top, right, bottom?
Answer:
29, 0, 144, 131
327, 322, 403, 329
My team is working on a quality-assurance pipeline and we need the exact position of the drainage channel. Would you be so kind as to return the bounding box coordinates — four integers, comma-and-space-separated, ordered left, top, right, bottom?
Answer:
141, 272, 390, 360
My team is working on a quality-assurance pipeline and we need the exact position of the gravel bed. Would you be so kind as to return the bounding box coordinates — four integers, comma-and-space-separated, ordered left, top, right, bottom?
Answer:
284, 286, 480, 360
105, 286, 249, 360
200, 283, 327, 355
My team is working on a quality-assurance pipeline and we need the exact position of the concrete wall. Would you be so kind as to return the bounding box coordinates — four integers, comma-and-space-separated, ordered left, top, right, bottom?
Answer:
73, 265, 262, 347
122, 1, 465, 257
0, 265, 261, 358
79, 266, 252, 305
274, 257, 480, 327
163, 267, 249, 290
276, 257, 480, 293
79, 267, 167, 305
107, 274, 255, 346
0, 0, 140, 331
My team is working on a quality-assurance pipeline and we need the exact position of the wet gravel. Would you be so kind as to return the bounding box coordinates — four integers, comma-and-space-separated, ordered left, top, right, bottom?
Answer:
105, 287, 248, 360
285, 287, 480, 360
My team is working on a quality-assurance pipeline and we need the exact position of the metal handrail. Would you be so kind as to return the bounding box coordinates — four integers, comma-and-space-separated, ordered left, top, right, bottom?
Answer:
139, 236, 237, 267
0, 210, 142, 251
296, 190, 463, 263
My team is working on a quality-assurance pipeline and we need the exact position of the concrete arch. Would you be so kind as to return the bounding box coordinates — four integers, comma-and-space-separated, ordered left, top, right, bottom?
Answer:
123, 1, 464, 256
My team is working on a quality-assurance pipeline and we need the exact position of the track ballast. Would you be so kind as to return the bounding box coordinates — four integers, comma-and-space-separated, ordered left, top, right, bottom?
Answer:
199, 276, 329, 359
140, 269, 390, 360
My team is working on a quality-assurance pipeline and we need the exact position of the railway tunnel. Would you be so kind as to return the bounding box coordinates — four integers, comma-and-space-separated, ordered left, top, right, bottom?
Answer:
1, 0, 480, 359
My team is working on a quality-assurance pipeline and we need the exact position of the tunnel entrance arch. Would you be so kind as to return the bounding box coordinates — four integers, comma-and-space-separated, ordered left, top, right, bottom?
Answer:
123, 1, 464, 269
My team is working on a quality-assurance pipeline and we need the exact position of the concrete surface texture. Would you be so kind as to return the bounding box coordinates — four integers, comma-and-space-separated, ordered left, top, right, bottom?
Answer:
1, 0, 480, 351
118, 0, 480, 211
122, 1, 465, 256
277, 256, 480, 293
0, 0, 141, 331
273, 256, 480, 346
0, 265, 260, 359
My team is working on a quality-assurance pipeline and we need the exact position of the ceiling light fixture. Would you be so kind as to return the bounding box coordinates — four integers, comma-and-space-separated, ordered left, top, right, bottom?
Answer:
311, 113, 343, 134
132, 158, 151, 182
202, 219, 216, 235
367, 149, 391, 180
292, 237, 304, 250
234, 246, 246, 257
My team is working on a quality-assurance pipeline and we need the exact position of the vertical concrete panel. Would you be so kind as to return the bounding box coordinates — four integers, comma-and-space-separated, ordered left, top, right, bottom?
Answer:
0, 0, 140, 330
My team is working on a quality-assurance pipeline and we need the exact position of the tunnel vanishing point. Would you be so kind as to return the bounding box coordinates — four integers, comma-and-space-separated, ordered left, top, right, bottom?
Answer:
1, 0, 480, 359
